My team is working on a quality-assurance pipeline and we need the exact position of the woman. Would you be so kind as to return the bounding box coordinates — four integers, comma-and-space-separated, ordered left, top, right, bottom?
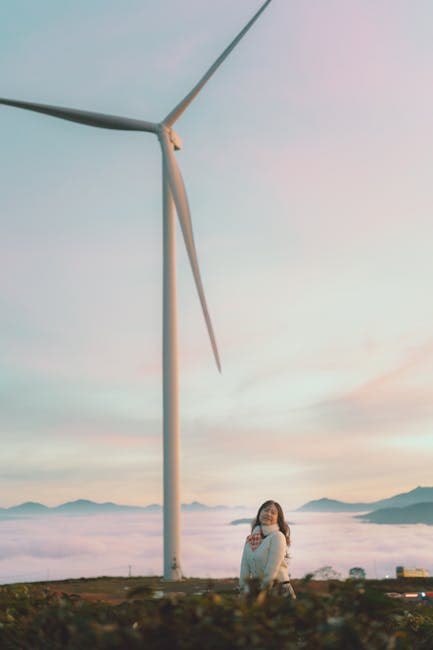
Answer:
239, 500, 295, 597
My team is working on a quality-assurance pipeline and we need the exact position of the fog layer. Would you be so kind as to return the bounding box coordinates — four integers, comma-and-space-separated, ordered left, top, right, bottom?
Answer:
0, 511, 431, 583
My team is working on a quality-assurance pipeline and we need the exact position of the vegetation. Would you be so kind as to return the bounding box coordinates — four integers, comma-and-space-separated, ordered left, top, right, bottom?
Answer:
1, 577, 433, 648
312, 566, 342, 580
349, 567, 366, 580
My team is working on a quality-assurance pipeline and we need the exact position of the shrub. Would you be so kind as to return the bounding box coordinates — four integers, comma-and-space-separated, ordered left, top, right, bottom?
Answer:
1, 579, 433, 648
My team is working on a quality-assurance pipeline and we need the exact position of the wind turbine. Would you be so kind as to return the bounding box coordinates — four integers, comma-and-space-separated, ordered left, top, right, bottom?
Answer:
0, 0, 272, 580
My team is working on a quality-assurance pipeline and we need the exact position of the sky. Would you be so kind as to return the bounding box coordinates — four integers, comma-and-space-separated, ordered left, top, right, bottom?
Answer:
1, 0, 433, 510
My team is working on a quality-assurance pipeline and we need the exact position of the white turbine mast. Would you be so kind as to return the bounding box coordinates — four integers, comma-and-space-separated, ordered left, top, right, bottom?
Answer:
0, 0, 272, 580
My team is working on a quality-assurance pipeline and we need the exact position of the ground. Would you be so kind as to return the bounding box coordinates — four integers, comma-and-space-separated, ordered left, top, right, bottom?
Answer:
28, 575, 433, 604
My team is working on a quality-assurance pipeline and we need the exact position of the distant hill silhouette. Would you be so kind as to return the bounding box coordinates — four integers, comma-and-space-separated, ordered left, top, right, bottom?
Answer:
54, 500, 145, 514
0, 499, 242, 518
6, 501, 51, 514
356, 502, 433, 525
298, 498, 371, 512
297, 486, 433, 512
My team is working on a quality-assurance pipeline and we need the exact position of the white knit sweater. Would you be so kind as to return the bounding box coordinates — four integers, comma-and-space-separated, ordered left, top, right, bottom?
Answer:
239, 523, 289, 591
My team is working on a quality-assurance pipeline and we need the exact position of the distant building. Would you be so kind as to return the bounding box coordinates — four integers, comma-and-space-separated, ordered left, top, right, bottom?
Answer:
396, 566, 430, 578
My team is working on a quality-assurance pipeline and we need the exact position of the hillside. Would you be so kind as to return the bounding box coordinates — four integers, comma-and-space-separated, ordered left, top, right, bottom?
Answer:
356, 501, 433, 525
297, 486, 433, 512
2, 576, 433, 648
297, 498, 371, 512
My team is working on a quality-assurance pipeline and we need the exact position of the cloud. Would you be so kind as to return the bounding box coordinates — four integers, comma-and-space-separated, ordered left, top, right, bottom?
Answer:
314, 340, 433, 434
0, 511, 432, 583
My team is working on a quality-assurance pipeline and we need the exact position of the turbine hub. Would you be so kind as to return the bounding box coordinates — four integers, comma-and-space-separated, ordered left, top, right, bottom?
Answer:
169, 128, 182, 151
158, 124, 182, 151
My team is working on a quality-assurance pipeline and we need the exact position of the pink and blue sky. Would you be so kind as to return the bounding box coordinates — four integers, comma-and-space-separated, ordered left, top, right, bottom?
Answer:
1, 0, 433, 510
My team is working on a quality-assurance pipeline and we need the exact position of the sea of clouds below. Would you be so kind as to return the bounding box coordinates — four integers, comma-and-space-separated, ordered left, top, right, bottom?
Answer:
0, 510, 431, 584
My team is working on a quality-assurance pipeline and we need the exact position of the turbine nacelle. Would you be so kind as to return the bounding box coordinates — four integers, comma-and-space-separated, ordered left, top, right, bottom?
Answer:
159, 124, 182, 151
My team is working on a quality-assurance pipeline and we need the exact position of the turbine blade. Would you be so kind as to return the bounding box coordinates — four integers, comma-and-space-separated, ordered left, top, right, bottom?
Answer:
159, 129, 221, 372
164, 0, 272, 126
0, 97, 158, 133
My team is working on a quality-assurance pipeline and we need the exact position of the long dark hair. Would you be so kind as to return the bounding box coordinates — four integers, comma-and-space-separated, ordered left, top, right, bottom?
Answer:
251, 500, 290, 546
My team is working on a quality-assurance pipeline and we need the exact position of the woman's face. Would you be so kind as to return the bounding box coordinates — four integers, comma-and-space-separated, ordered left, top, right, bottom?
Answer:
259, 502, 278, 526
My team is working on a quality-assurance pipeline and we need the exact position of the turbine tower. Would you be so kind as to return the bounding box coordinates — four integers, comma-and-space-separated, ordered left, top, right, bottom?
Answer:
0, 0, 272, 580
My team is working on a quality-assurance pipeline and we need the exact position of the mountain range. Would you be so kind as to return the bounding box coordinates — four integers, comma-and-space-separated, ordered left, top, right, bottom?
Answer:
4, 487, 433, 521
0, 499, 242, 518
297, 486, 433, 512
356, 502, 433, 525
